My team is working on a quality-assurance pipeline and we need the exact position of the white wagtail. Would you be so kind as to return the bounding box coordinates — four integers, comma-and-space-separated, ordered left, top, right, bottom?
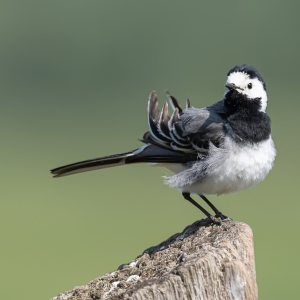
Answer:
51, 64, 276, 220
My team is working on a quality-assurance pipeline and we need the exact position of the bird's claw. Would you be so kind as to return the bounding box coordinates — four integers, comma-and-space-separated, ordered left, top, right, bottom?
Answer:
215, 212, 230, 220
209, 215, 222, 225
209, 212, 231, 225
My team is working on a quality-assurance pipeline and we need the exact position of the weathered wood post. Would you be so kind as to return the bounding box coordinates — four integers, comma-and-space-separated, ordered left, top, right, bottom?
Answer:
52, 219, 258, 300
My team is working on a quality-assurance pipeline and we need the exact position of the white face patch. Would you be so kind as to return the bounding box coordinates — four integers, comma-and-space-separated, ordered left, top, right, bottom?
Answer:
225, 71, 268, 112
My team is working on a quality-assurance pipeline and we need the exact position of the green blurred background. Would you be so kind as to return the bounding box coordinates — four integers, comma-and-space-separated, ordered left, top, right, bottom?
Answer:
1, 1, 299, 299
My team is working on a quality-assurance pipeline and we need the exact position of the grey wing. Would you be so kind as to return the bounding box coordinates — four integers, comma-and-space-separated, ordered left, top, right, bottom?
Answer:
180, 105, 226, 154
145, 91, 226, 156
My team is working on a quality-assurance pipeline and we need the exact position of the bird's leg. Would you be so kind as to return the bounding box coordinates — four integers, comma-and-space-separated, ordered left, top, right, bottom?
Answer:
199, 194, 228, 220
182, 192, 220, 223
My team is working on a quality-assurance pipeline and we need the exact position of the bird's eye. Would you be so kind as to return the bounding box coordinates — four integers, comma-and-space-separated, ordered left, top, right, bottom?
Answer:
247, 83, 252, 89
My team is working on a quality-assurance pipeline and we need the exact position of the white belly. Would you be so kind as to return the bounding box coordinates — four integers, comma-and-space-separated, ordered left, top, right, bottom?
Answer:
166, 137, 276, 196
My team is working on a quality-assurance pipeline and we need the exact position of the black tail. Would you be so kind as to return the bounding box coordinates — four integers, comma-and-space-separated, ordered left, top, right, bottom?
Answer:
51, 144, 197, 178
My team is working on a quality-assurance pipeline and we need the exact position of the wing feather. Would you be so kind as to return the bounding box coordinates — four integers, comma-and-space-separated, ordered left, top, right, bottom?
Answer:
157, 102, 172, 140
148, 91, 170, 144
147, 92, 225, 156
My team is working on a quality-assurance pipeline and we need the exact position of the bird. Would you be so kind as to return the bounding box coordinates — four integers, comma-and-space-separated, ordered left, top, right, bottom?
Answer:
51, 64, 276, 221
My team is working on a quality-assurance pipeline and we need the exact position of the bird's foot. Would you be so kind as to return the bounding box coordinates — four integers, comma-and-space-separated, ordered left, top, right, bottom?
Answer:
215, 212, 231, 221
216, 211, 229, 219
208, 215, 222, 225
208, 212, 231, 225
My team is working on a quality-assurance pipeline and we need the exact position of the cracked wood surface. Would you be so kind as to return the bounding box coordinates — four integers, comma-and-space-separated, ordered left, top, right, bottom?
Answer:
52, 219, 258, 300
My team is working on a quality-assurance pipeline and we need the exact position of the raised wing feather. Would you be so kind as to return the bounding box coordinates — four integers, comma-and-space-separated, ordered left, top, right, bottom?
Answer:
146, 92, 226, 155
180, 106, 225, 152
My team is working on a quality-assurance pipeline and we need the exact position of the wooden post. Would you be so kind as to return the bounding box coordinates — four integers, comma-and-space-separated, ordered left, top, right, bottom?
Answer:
52, 219, 258, 300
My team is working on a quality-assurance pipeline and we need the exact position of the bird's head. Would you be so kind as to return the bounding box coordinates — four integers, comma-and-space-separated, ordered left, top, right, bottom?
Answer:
224, 65, 267, 112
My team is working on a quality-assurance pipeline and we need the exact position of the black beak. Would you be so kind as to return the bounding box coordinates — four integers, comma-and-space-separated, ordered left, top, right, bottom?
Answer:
225, 83, 243, 91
